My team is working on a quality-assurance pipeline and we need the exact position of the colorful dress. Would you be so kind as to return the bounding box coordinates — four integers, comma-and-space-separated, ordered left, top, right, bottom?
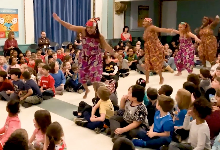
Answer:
199, 27, 217, 64
78, 37, 102, 84
174, 37, 194, 73
55, 139, 67, 150
33, 129, 44, 149
143, 29, 164, 72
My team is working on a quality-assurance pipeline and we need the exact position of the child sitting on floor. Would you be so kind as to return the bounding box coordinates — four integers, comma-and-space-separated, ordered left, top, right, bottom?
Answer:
0, 71, 14, 101
75, 86, 114, 132
0, 100, 21, 148
169, 97, 212, 150
132, 95, 174, 149
29, 110, 51, 150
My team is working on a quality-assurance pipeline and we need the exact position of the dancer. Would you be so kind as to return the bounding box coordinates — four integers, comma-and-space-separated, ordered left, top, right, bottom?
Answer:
53, 13, 113, 99
172, 22, 201, 76
142, 18, 174, 84
195, 15, 219, 67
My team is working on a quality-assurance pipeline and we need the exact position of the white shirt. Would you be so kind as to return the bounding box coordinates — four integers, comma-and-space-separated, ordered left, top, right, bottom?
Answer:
183, 115, 211, 150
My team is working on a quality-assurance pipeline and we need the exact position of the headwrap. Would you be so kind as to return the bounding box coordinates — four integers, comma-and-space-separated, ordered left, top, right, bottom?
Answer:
86, 17, 100, 27
144, 18, 152, 23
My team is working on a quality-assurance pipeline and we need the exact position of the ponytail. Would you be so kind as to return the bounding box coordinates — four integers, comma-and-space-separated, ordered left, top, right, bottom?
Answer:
47, 136, 55, 150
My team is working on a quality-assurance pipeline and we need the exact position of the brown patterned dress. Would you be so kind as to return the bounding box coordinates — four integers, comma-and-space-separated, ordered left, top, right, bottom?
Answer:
199, 27, 217, 63
143, 29, 164, 72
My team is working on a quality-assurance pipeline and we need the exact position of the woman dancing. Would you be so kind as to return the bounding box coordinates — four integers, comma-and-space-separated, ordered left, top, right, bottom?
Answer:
195, 15, 219, 67
53, 13, 113, 99
172, 22, 201, 76
142, 18, 174, 84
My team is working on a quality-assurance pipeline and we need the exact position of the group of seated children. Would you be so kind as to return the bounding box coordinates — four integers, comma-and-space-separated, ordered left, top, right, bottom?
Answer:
0, 99, 67, 150
72, 68, 220, 150
0, 47, 85, 107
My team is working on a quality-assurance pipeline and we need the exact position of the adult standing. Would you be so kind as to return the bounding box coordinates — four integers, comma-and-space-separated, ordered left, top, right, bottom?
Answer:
196, 15, 219, 67
38, 31, 50, 49
53, 13, 113, 99
4, 31, 18, 56
121, 26, 132, 45
142, 18, 173, 84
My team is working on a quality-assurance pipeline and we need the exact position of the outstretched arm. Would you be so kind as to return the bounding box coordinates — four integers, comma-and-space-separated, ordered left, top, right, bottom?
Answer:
188, 32, 201, 43
53, 13, 85, 33
150, 26, 173, 34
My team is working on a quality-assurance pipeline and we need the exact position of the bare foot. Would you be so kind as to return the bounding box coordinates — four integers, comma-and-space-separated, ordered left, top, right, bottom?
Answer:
83, 89, 90, 99
175, 72, 182, 76
159, 77, 164, 85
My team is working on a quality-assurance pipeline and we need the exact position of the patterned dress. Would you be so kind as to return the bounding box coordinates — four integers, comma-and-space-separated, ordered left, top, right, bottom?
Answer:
174, 37, 194, 73
78, 37, 102, 84
199, 27, 217, 64
143, 29, 164, 72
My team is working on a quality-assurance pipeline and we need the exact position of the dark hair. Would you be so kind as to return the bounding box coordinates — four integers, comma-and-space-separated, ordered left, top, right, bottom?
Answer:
34, 110, 51, 134
9, 57, 17, 65
136, 78, 146, 88
71, 63, 78, 71
123, 26, 129, 32
49, 62, 56, 74
147, 87, 158, 100
160, 85, 173, 96
85, 24, 100, 39
131, 85, 145, 102
200, 68, 212, 80
34, 59, 43, 73
63, 55, 72, 63
48, 55, 53, 60
36, 49, 42, 53
42, 64, 51, 71
216, 89, 220, 97
158, 95, 174, 112
183, 81, 201, 99
41, 31, 46, 34
3, 129, 28, 150
46, 122, 63, 150
113, 137, 135, 150
9, 68, 21, 78
67, 44, 74, 50
0, 71, 7, 80
22, 71, 31, 80
187, 73, 200, 88
65, 49, 70, 53
192, 97, 212, 119
7, 100, 20, 115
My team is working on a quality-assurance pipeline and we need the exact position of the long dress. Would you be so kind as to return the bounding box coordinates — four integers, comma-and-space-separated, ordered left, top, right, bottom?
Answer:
199, 27, 217, 64
174, 37, 194, 73
143, 29, 164, 72
78, 37, 102, 84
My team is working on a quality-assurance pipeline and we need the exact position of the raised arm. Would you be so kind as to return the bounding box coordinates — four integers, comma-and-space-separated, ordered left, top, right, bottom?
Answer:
150, 26, 173, 34
53, 13, 85, 33
210, 15, 220, 29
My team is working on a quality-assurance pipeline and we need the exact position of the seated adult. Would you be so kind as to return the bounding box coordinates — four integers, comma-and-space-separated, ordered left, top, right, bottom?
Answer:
121, 26, 132, 45
4, 31, 18, 56
38, 31, 50, 49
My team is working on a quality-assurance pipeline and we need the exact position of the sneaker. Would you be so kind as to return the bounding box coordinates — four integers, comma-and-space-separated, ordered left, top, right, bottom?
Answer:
77, 89, 84, 94
75, 118, 88, 127
94, 128, 105, 134
131, 138, 146, 147
73, 111, 78, 116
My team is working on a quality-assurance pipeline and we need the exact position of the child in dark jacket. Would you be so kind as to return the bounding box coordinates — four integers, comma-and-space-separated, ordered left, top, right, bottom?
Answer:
0, 71, 14, 101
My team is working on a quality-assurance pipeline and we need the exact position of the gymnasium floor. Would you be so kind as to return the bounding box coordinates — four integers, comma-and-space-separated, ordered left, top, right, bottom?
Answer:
0, 69, 199, 150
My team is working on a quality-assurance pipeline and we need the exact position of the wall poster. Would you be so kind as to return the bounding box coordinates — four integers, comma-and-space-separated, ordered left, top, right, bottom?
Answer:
0, 8, 19, 38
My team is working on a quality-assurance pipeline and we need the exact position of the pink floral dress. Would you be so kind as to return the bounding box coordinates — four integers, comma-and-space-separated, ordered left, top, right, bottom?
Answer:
174, 37, 194, 73
78, 37, 102, 84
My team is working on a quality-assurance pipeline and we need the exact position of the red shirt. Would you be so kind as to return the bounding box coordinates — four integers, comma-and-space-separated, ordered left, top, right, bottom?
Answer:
57, 54, 65, 61
206, 110, 220, 139
25, 57, 29, 63
4, 39, 18, 50
28, 62, 35, 69
40, 75, 55, 94
0, 79, 14, 92
36, 55, 45, 62
121, 33, 132, 42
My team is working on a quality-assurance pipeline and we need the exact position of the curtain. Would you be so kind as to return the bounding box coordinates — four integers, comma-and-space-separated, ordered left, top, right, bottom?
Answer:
33, 0, 91, 45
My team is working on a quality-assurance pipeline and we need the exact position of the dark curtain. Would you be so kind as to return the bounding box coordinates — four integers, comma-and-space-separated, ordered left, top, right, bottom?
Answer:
33, 0, 91, 45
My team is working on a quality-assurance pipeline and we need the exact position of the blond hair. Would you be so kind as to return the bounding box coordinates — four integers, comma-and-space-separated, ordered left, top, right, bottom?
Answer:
176, 89, 191, 110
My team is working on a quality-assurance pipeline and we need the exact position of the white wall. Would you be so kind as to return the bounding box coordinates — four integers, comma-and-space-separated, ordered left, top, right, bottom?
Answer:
114, 12, 124, 38
0, 0, 25, 45
24, 0, 34, 44
161, 1, 177, 35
